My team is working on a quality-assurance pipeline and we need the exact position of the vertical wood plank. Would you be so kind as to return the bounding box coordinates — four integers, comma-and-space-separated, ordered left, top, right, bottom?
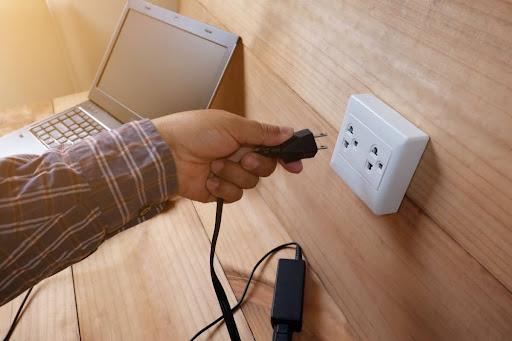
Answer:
0, 269, 79, 340
72, 199, 253, 340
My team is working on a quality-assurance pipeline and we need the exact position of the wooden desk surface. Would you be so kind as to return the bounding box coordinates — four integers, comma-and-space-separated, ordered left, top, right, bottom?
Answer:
0, 92, 352, 340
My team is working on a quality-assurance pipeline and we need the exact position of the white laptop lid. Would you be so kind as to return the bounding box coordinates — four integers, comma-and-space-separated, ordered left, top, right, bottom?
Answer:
89, 0, 238, 123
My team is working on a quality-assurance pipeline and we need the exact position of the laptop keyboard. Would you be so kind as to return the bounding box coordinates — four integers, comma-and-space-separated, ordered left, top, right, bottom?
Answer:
30, 108, 106, 148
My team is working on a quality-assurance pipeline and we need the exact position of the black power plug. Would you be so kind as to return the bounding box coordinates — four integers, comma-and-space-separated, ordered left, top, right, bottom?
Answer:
192, 129, 327, 341
256, 129, 327, 163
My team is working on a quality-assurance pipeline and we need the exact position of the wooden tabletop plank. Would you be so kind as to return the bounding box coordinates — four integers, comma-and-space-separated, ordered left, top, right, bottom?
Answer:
0, 269, 79, 340
0, 99, 80, 340
194, 190, 355, 340
72, 199, 253, 340
52, 91, 88, 114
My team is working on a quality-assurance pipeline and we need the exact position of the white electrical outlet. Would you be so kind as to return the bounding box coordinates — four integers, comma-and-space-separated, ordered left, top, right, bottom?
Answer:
330, 94, 429, 215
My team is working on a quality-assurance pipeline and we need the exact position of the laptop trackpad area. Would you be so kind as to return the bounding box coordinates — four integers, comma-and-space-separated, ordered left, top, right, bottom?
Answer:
0, 130, 47, 159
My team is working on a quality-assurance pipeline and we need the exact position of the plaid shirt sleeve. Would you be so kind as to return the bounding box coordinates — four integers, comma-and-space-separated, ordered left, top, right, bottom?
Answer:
0, 119, 178, 306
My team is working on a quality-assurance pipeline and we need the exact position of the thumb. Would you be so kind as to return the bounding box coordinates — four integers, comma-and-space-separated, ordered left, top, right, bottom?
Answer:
234, 119, 294, 146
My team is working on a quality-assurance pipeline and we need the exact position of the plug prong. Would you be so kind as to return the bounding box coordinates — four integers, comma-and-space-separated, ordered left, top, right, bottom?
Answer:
314, 133, 328, 138
318, 145, 328, 150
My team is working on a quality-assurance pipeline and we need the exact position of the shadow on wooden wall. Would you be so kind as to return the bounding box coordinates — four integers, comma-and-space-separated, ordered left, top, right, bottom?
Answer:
211, 42, 246, 117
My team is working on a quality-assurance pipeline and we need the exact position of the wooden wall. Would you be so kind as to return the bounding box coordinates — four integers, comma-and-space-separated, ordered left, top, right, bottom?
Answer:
46, 0, 178, 91
0, 0, 75, 110
0, 0, 178, 110
180, 0, 512, 340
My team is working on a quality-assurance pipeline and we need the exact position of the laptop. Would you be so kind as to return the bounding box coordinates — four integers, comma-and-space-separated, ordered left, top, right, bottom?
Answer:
0, 0, 238, 158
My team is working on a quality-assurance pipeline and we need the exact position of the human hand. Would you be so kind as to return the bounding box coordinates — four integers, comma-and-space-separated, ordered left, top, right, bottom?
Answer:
153, 110, 302, 203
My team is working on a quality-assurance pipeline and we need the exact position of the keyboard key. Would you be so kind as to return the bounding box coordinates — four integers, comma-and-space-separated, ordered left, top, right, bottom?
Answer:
69, 124, 79, 130
44, 126, 53, 132
50, 119, 58, 124
55, 122, 69, 133
32, 126, 42, 132
48, 141, 59, 147
57, 137, 67, 143
85, 126, 93, 132
78, 132, 87, 138
75, 128, 84, 134
90, 129, 99, 135
41, 122, 50, 128
40, 133, 50, 140
80, 122, 89, 128
72, 115, 84, 124
33, 130, 46, 137
50, 131, 62, 139
64, 131, 73, 137
69, 135, 78, 142
63, 118, 74, 127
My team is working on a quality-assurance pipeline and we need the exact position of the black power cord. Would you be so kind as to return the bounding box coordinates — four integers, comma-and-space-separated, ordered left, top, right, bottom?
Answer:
4, 128, 325, 341
2, 287, 33, 341
208, 198, 242, 340
190, 240, 303, 340
193, 129, 325, 340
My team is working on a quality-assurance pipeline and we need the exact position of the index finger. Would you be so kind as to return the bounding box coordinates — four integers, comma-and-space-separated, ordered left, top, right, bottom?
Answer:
231, 118, 294, 146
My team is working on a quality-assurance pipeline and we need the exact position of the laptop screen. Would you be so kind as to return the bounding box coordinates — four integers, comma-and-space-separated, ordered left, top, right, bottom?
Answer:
96, 10, 229, 119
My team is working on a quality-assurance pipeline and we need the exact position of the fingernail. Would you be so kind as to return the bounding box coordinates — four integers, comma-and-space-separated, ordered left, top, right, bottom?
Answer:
243, 155, 259, 170
211, 160, 224, 173
207, 177, 220, 189
280, 126, 294, 138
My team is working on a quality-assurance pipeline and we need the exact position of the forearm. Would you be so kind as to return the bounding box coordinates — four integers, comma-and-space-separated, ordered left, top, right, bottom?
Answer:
0, 119, 177, 306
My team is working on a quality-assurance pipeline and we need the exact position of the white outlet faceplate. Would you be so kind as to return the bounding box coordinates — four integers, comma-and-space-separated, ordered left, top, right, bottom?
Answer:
330, 94, 429, 215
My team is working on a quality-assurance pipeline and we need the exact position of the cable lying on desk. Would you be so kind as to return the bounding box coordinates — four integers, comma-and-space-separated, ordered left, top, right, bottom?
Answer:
190, 238, 304, 340
2, 287, 33, 341
192, 129, 326, 340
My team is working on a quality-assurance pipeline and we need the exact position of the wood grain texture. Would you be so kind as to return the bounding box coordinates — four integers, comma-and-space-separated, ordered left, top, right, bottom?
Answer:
194, 191, 354, 341
71, 199, 253, 340
194, 0, 512, 290
180, 0, 512, 339
0, 100, 79, 340
0, 269, 79, 340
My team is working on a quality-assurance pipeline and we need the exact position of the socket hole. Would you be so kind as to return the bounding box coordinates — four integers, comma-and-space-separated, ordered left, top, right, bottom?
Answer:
371, 146, 378, 156
366, 161, 373, 171
343, 140, 349, 148
353, 140, 359, 147
377, 162, 383, 170
347, 125, 354, 134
